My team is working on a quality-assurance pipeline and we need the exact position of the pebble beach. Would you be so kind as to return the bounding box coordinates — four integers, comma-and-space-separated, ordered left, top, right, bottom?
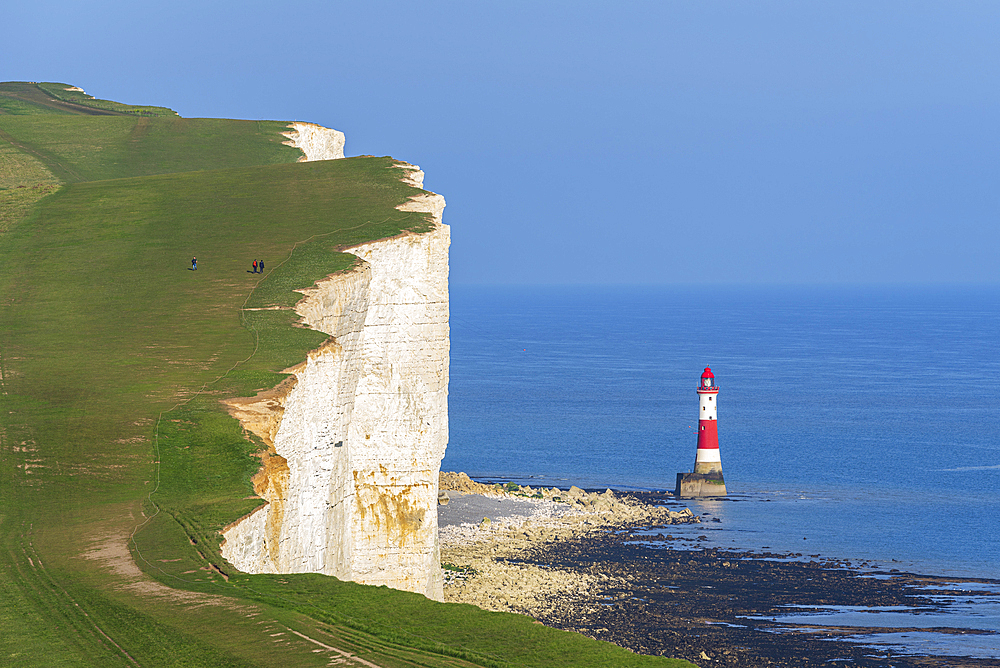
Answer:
438, 472, 698, 619
438, 473, 1000, 668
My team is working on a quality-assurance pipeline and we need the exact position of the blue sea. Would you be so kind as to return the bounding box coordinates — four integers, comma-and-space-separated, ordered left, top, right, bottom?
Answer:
443, 285, 1000, 658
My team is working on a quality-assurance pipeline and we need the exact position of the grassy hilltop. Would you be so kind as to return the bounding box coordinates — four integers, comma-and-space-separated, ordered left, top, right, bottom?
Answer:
0, 82, 695, 667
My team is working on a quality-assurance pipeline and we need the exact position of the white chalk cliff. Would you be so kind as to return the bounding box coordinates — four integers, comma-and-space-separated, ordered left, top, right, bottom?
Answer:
221, 125, 449, 600
282, 122, 346, 161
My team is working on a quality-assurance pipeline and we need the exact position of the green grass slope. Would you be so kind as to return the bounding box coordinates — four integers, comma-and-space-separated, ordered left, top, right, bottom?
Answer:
0, 81, 177, 116
0, 83, 696, 667
0, 115, 302, 183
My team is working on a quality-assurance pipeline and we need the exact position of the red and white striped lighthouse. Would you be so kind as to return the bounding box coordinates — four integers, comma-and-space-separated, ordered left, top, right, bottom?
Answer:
694, 367, 722, 475
675, 367, 727, 497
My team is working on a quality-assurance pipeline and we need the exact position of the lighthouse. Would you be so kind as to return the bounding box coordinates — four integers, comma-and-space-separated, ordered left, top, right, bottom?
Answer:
675, 367, 728, 497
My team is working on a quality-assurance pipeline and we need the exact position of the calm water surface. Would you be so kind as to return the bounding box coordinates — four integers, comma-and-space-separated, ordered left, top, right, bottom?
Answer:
443, 288, 1000, 658
444, 285, 1000, 613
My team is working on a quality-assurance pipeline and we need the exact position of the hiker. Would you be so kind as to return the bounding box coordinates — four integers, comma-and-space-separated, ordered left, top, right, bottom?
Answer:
258, 260, 264, 273
192, 256, 197, 270
252, 259, 258, 273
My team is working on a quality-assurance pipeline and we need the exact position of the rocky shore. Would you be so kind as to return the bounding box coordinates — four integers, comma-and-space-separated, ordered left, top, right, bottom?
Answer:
438, 472, 699, 622
439, 475, 1000, 668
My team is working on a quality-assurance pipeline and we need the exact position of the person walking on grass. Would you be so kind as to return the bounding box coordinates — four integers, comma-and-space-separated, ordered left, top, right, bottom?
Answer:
259, 260, 264, 273
192, 256, 197, 271
252, 259, 258, 273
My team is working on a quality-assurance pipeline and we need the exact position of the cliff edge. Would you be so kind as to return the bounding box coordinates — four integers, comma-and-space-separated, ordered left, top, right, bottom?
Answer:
220, 124, 449, 600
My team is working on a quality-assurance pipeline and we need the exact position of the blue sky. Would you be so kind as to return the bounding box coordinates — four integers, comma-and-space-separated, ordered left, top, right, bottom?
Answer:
5, 1, 1000, 286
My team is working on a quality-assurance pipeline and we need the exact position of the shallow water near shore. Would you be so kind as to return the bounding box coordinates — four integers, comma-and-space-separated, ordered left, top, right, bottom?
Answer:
753, 596, 1000, 659
445, 284, 1000, 659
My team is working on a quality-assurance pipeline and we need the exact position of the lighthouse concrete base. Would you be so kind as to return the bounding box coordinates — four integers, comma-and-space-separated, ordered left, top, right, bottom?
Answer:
675, 472, 727, 498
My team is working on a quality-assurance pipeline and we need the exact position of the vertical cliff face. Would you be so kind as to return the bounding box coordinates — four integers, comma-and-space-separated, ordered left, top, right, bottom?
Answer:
282, 122, 346, 161
343, 210, 448, 597
220, 129, 449, 600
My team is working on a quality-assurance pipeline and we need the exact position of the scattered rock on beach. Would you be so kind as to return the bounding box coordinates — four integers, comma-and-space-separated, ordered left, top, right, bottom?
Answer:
437, 472, 700, 618
439, 471, 502, 495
